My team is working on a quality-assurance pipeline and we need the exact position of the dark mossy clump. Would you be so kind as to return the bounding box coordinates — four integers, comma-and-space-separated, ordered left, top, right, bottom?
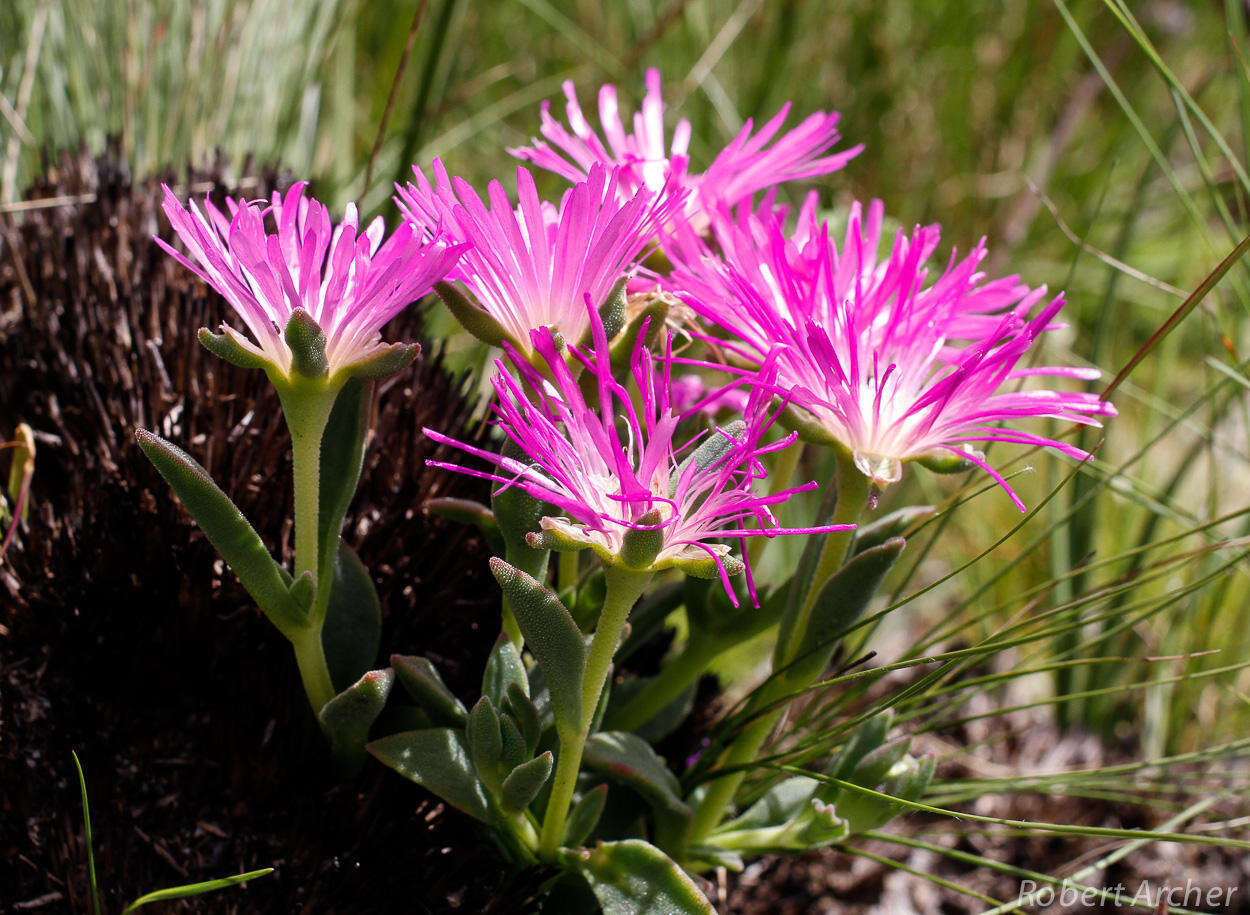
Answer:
0, 149, 519, 911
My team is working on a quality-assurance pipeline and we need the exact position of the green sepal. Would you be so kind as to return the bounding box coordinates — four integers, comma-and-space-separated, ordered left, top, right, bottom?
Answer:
318, 668, 394, 774
435, 280, 511, 348
776, 402, 843, 447
197, 326, 270, 370
466, 696, 504, 792
558, 840, 715, 915
582, 731, 691, 820
852, 505, 934, 555
609, 293, 669, 368
317, 379, 369, 575
321, 542, 382, 692
781, 538, 905, 685
425, 497, 504, 554
670, 550, 744, 581
367, 728, 490, 821
504, 681, 541, 756
564, 783, 609, 847
136, 429, 303, 638
483, 633, 528, 706
525, 524, 590, 553
391, 655, 468, 726
336, 341, 420, 382
284, 308, 329, 379
500, 751, 553, 814
619, 509, 664, 570
597, 275, 630, 343
913, 446, 975, 474
489, 558, 586, 737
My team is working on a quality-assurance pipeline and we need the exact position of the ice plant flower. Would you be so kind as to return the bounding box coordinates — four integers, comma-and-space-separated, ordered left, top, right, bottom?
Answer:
156, 181, 463, 383
508, 69, 861, 226
396, 161, 683, 356
423, 303, 847, 603
667, 195, 1117, 509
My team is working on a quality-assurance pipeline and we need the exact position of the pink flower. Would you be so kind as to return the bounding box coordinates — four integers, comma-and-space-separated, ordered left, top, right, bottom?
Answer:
396, 161, 683, 354
423, 303, 847, 604
156, 182, 461, 379
508, 69, 861, 226
667, 195, 1117, 509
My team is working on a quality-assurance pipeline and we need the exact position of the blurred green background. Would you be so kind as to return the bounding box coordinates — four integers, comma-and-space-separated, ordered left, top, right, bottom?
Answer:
3, 0, 1249, 759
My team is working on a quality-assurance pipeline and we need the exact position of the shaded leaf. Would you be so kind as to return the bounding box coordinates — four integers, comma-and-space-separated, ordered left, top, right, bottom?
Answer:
319, 669, 394, 774
490, 558, 586, 735
391, 655, 467, 727
583, 731, 690, 819
367, 729, 489, 822
560, 840, 714, 915
136, 430, 302, 637
321, 542, 381, 693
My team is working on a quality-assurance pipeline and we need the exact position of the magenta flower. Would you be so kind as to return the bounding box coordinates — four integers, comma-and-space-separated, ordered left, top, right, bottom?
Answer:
508, 69, 861, 226
396, 161, 683, 355
667, 195, 1117, 509
423, 304, 847, 603
156, 182, 462, 379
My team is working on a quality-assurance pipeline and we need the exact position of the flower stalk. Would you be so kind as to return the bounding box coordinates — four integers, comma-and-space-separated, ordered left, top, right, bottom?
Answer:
540, 566, 651, 858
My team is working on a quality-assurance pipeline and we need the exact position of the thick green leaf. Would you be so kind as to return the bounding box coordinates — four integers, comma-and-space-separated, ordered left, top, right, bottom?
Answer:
583, 732, 690, 819
483, 634, 528, 706
319, 669, 394, 773
367, 729, 490, 821
560, 840, 715, 915
504, 682, 541, 755
321, 542, 382, 693
826, 711, 892, 780
499, 714, 529, 770
466, 697, 503, 791
317, 379, 369, 571
136, 430, 302, 637
723, 776, 819, 832
490, 559, 586, 735
784, 538, 905, 685
564, 783, 609, 847
391, 655, 467, 726
500, 751, 553, 813
122, 868, 274, 913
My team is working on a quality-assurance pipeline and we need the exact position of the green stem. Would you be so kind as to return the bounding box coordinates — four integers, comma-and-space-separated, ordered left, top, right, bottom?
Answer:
776, 450, 868, 665
539, 566, 651, 858
686, 452, 868, 848
291, 626, 336, 716
684, 680, 786, 843
275, 380, 339, 716
607, 635, 721, 733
